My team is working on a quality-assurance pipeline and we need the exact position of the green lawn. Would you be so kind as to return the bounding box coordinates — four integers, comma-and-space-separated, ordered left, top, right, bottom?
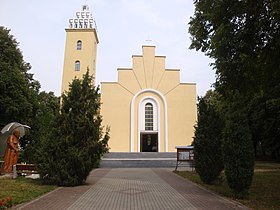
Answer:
175, 161, 280, 210
0, 177, 56, 206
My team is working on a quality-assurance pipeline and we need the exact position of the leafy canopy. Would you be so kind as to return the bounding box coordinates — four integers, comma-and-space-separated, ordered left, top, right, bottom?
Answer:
0, 27, 40, 129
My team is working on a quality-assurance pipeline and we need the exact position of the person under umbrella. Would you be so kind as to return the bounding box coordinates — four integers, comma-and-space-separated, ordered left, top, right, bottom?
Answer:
0, 122, 30, 174
3, 129, 20, 173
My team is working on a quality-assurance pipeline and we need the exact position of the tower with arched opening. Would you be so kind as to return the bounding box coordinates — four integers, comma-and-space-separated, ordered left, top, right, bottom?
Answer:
61, 4, 98, 94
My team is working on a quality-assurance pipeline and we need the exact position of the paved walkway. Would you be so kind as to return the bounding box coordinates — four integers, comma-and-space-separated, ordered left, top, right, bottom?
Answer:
14, 168, 247, 210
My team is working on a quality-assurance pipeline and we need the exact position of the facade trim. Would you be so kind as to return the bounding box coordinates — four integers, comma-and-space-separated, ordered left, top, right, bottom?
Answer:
130, 89, 168, 152
138, 97, 160, 152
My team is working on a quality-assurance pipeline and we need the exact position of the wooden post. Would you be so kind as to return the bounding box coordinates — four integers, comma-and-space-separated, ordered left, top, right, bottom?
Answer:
0, 161, 4, 175
12, 164, 17, 179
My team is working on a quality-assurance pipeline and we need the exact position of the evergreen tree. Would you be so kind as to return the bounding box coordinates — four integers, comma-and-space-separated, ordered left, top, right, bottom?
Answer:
36, 71, 109, 186
223, 92, 254, 198
263, 98, 280, 160
193, 90, 224, 184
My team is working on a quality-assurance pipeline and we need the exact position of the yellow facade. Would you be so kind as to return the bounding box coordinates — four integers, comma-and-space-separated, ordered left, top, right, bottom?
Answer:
61, 5, 98, 94
61, 6, 197, 152
101, 46, 197, 152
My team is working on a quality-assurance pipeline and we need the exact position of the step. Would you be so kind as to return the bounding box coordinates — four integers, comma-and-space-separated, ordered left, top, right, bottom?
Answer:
103, 152, 177, 159
100, 152, 190, 168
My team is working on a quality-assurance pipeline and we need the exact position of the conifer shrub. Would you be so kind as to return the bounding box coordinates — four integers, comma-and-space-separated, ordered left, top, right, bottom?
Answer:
35, 71, 109, 186
223, 92, 254, 198
193, 92, 224, 184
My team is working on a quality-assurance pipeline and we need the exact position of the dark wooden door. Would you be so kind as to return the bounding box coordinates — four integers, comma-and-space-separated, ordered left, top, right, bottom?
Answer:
141, 133, 158, 152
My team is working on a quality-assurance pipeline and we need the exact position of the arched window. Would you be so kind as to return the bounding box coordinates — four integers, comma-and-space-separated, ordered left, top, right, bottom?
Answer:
145, 103, 153, 130
75, 61, 80, 71
77, 40, 82, 50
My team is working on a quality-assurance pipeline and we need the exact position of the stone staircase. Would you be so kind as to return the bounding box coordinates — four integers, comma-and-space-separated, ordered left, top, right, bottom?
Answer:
100, 152, 180, 168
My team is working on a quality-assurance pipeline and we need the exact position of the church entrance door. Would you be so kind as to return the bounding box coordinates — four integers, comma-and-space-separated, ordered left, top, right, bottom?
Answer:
140, 133, 158, 152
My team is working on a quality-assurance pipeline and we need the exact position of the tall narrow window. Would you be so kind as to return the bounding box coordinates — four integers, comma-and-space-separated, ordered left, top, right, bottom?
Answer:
145, 103, 153, 130
77, 40, 82, 50
75, 61, 80, 71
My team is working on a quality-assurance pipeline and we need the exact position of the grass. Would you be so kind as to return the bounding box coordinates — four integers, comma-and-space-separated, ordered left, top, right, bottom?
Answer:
175, 161, 280, 210
254, 161, 280, 170
0, 177, 56, 206
0, 161, 279, 209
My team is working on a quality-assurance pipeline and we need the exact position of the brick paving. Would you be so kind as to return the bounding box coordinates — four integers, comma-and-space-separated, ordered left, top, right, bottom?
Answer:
153, 169, 246, 210
13, 168, 248, 210
13, 169, 110, 210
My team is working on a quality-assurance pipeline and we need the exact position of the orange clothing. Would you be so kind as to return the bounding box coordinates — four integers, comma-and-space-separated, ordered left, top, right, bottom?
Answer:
3, 133, 19, 173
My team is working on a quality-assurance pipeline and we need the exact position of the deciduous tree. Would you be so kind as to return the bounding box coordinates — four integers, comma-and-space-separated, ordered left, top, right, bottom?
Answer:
0, 27, 40, 129
189, 0, 280, 196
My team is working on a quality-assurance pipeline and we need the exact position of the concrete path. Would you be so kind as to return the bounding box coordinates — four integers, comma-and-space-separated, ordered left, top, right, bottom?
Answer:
14, 168, 247, 210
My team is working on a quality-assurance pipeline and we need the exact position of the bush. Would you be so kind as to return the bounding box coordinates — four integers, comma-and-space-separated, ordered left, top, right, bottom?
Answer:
35, 71, 109, 186
223, 92, 254, 198
193, 91, 224, 184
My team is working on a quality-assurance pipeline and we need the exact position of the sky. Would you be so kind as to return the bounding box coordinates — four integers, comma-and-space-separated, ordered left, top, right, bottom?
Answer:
0, 0, 215, 97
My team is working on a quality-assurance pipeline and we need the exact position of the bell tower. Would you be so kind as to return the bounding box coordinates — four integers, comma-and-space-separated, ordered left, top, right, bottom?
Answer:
61, 4, 99, 94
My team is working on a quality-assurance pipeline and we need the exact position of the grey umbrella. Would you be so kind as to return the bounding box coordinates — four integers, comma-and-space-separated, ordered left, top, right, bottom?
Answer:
0, 122, 30, 157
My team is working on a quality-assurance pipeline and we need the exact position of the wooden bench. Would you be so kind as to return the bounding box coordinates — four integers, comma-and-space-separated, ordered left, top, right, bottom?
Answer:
13, 164, 38, 177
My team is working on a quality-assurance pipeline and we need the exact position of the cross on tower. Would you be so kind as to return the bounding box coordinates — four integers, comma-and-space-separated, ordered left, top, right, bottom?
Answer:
145, 39, 153, 44
145, 34, 153, 45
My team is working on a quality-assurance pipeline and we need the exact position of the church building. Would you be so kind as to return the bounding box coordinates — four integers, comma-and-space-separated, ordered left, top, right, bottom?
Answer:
101, 46, 197, 152
61, 5, 197, 152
